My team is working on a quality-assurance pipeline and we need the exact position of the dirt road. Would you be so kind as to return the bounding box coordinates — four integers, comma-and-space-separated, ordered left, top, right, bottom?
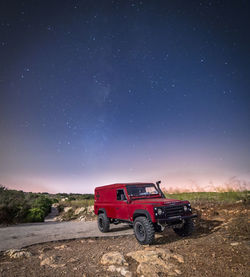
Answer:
0, 221, 133, 251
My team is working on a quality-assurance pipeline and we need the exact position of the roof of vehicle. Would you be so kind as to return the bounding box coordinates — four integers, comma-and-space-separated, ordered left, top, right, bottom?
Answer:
95, 182, 155, 190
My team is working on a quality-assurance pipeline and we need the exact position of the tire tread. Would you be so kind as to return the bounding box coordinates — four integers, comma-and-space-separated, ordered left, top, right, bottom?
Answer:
134, 216, 155, 245
98, 213, 110, 233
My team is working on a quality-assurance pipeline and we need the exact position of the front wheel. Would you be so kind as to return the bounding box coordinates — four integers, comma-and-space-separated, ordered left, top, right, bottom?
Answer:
133, 216, 155, 245
173, 219, 194, 236
98, 213, 110, 232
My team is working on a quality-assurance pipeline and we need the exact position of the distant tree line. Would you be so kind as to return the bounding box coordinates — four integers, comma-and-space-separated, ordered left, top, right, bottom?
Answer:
54, 193, 94, 200
0, 185, 94, 224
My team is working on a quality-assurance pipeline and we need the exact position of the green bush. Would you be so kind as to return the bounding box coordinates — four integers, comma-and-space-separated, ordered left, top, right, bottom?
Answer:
51, 198, 59, 203
31, 196, 52, 216
0, 186, 53, 224
26, 208, 45, 222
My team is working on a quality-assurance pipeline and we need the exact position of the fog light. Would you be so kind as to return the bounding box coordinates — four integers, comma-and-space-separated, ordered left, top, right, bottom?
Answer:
157, 208, 163, 215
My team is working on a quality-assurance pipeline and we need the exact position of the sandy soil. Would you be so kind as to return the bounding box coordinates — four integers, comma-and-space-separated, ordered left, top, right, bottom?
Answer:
0, 202, 249, 277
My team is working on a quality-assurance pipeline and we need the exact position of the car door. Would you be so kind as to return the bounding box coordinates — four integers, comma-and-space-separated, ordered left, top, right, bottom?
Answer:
115, 189, 129, 220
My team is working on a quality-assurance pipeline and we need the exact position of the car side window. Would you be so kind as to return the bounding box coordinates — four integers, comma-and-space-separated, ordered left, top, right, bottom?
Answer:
117, 189, 127, 201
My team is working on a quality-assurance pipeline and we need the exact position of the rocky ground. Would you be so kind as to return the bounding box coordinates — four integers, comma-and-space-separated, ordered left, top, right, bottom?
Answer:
0, 202, 249, 277
53, 204, 96, 222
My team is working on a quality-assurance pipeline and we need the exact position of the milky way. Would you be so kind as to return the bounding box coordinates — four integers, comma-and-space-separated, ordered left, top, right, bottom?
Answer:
0, 1, 250, 193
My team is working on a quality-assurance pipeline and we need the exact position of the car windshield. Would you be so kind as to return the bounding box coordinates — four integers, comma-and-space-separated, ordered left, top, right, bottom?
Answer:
126, 184, 160, 198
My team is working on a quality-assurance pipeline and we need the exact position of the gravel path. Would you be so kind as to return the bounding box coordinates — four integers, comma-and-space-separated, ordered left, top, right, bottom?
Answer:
44, 207, 59, 222
0, 221, 133, 251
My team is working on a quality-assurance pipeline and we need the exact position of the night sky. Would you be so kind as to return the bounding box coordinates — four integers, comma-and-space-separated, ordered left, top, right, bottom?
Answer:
0, 1, 250, 193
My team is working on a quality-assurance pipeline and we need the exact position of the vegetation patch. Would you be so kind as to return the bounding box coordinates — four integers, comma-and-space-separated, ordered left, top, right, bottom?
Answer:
0, 186, 94, 224
164, 191, 249, 203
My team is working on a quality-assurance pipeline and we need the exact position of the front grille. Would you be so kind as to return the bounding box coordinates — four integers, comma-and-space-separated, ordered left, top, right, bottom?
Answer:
164, 205, 184, 217
155, 204, 185, 219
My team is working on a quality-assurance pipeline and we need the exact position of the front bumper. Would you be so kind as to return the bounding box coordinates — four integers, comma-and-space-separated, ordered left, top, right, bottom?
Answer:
157, 214, 197, 224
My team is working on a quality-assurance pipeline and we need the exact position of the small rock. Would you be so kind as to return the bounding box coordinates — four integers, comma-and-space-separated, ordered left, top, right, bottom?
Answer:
79, 216, 86, 221
172, 254, 184, 263
61, 198, 68, 202
40, 255, 65, 268
175, 269, 181, 274
64, 207, 73, 213
68, 257, 78, 263
40, 256, 56, 266
87, 205, 94, 213
101, 251, 126, 265
74, 207, 86, 215
107, 265, 132, 277
54, 244, 68, 250
107, 265, 117, 272
39, 254, 45, 260
5, 249, 32, 259
40, 247, 52, 253
230, 242, 239, 246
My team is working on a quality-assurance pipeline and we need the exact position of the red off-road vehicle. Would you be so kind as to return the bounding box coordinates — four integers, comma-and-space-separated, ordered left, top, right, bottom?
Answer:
94, 181, 197, 244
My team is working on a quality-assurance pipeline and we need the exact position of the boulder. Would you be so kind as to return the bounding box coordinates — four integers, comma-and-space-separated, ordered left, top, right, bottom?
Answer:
126, 248, 183, 276
74, 207, 86, 215
101, 251, 126, 266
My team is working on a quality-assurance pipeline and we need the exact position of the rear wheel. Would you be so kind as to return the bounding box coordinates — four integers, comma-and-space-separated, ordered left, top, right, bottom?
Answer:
174, 219, 194, 236
134, 216, 155, 245
98, 213, 110, 232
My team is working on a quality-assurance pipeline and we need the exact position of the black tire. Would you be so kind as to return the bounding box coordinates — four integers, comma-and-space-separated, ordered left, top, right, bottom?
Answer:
98, 213, 110, 232
133, 216, 155, 245
174, 219, 194, 237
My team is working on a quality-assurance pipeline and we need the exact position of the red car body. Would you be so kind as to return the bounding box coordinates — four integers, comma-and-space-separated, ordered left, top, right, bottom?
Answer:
94, 182, 196, 224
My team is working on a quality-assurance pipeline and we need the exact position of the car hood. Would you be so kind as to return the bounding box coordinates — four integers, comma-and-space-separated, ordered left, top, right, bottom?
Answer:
131, 198, 189, 205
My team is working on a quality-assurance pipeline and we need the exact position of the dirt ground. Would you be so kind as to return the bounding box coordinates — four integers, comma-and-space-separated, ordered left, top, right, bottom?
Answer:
0, 202, 249, 277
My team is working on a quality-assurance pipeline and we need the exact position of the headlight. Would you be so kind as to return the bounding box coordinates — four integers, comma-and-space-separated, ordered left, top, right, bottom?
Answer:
157, 208, 163, 215
188, 203, 192, 211
183, 206, 188, 212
